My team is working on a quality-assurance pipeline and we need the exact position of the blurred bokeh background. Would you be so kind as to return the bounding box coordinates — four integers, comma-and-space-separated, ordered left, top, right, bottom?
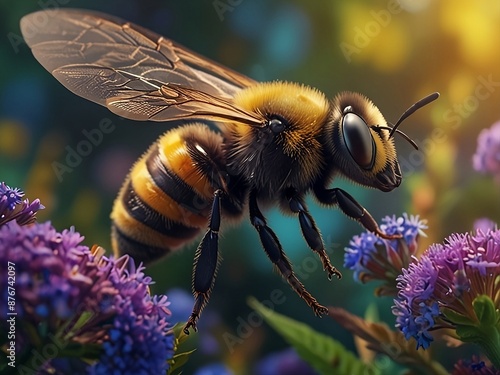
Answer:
2, 0, 500, 373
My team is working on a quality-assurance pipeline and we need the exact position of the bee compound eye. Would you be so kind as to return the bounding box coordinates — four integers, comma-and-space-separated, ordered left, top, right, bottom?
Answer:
342, 112, 375, 169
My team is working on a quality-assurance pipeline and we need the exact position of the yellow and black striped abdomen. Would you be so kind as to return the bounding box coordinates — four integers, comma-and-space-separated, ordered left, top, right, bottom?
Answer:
111, 124, 226, 264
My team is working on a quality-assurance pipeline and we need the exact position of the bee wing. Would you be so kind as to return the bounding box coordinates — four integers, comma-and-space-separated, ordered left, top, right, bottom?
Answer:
20, 9, 264, 126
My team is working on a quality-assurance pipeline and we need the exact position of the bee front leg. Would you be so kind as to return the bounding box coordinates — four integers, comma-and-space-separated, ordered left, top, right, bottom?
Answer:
249, 191, 328, 317
184, 189, 223, 335
286, 188, 341, 280
314, 186, 401, 240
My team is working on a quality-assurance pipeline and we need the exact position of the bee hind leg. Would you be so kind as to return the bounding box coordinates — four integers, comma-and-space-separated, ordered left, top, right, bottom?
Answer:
249, 191, 328, 317
286, 188, 342, 281
184, 189, 223, 335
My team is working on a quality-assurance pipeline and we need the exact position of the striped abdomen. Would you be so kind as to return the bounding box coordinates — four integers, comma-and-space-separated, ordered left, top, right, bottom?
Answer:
111, 124, 226, 264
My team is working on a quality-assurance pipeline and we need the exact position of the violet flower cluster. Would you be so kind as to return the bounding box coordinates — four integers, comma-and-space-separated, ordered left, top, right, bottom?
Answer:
0, 182, 174, 374
344, 213, 427, 296
392, 228, 500, 357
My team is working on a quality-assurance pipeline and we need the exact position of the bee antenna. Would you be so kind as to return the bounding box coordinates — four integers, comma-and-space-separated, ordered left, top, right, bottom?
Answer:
373, 125, 419, 150
389, 92, 440, 139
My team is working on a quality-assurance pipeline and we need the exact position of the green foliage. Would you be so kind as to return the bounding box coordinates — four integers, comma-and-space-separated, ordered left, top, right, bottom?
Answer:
167, 323, 196, 375
452, 296, 500, 368
248, 297, 380, 375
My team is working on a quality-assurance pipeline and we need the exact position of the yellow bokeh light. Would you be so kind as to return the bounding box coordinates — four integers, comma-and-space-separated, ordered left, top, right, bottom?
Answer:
0, 120, 30, 158
440, 0, 500, 69
338, 2, 409, 72
447, 73, 476, 103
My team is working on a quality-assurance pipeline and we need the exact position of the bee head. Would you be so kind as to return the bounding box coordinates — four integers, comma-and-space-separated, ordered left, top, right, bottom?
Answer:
327, 91, 438, 192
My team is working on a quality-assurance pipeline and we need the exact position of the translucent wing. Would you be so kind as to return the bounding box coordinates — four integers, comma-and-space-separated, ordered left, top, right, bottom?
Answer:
20, 9, 264, 126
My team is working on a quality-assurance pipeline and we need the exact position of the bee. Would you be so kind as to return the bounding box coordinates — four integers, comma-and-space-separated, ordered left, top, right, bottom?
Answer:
21, 9, 438, 334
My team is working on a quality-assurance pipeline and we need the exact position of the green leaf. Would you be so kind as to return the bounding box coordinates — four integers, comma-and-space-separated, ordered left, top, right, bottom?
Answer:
455, 325, 482, 342
59, 342, 102, 360
167, 323, 196, 375
172, 323, 191, 346
473, 295, 497, 327
167, 349, 196, 375
248, 297, 380, 375
441, 307, 475, 326
71, 310, 95, 332
453, 296, 500, 368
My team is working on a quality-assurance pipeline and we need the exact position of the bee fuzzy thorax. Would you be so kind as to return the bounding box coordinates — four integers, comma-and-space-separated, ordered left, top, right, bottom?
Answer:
227, 81, 330, 193
233, 81, 330, 137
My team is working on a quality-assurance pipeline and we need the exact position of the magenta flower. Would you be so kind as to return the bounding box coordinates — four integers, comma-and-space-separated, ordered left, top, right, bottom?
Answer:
393, 228, 500, 367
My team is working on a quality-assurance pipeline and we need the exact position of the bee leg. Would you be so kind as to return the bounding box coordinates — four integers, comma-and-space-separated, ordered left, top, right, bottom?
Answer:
286, 189, 341, 280
249, 191, 328, 317
184, 189, 223, 335
314, 186, 401, 240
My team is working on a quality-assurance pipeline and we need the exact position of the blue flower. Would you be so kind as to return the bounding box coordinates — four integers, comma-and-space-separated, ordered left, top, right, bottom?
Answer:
344, 213, 427, 296
90, 260, 174, 375
194, 362, 234, 375
254, 348, 317, 375
91, 301, 173, 374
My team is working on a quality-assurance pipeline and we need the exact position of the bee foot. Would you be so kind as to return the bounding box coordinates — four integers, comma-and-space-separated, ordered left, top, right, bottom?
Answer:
183, 316, 198, 335
313, 304, 329, 317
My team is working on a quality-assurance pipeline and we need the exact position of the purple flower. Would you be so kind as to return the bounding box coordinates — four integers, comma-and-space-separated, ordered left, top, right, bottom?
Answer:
473, 121, 500, 180
474, 218, 498, 233
254, 348, 317, 375
393, 228, 500, 350
0, 182, 23, 210
344, 213, 427, 296
0, 221, 110, 325
90, 261, 174, 374
194, 363, 234, 375
0, 221, 174, 372
0, 182, 44, 226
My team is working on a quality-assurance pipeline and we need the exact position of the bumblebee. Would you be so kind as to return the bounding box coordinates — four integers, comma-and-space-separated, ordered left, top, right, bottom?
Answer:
21, 9, 438, 334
